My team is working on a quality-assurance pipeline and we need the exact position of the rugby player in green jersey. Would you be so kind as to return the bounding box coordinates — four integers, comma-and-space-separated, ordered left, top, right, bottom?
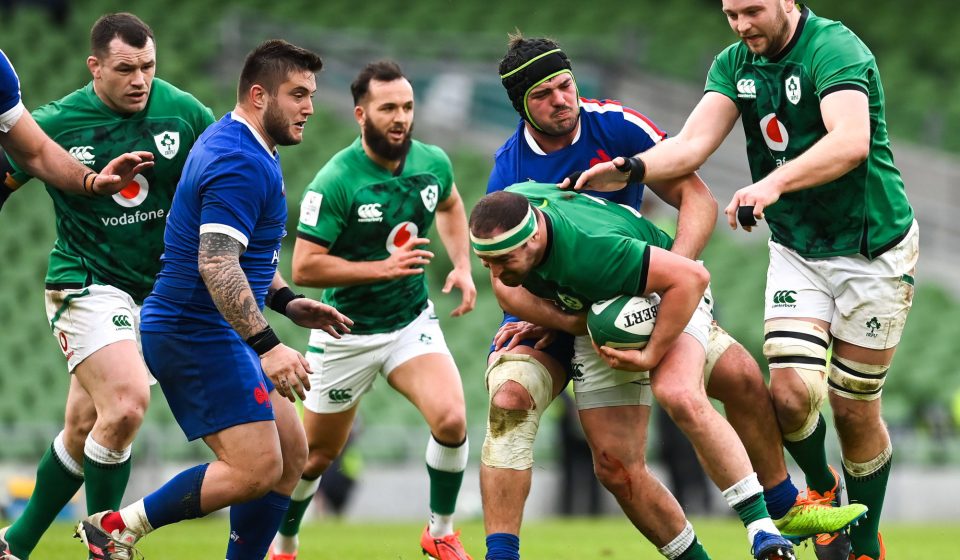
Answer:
0, 13, 214, 560
569, 2, 913, 559
471, 182, 803, 560
271, 61, 475, 560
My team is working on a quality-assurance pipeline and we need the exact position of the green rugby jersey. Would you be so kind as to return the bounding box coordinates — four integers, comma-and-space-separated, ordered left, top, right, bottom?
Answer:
705, 5, 913, 258
505, 182, 673, 312
297, 137, 454, 334
10, 78, 215, 302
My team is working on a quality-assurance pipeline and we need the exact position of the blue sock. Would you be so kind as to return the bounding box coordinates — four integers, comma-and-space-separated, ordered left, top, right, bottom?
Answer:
143, 463, 209, 529
226, 490, 291, 560
764, 475, 799, 520
486, 532, 520, 560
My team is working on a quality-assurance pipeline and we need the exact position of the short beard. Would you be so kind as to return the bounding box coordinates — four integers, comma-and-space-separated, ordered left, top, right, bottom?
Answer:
530, 105, 579, 137
264, 100, 299, 146
759, 8, 792, 57
364, 119, 413, 161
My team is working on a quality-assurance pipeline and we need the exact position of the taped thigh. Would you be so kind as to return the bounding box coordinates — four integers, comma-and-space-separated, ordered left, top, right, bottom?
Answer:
481, 354, 553, 469
704, 322, 736, 383
763, 319, 830, 441
828, 355, 888, 401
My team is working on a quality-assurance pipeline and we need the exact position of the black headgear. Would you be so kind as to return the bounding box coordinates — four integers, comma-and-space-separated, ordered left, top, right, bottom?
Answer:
500, 43, 573, 129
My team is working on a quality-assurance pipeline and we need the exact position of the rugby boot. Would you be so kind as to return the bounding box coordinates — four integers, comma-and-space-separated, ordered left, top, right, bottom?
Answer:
752, 531, 797, 560
268, 543, 298, 560
75, 511, 141, 560
420, 524, 472, 560
849, 532, 885, 560
0, 527, 23, 560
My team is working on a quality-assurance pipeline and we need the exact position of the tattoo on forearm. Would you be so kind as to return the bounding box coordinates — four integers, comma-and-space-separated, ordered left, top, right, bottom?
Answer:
198, 232, 267, 338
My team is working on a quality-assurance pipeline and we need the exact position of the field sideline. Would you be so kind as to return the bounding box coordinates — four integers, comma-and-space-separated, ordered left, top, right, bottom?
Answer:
21, 516, 956, 558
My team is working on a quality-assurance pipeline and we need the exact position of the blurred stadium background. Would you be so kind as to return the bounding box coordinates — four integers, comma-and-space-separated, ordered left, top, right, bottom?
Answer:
1, 0, 959, 528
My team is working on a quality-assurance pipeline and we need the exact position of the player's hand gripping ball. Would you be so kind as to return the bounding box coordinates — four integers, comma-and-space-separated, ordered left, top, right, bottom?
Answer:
587, 294, 660, 349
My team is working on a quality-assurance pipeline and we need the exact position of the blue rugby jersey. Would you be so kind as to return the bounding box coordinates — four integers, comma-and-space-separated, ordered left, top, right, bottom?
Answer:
0, 50, 24, 132
487, 97, 666, 209
142, 113, 287, 331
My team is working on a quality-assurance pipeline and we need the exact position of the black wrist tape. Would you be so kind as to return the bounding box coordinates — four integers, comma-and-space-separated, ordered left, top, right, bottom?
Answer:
615, 156, 646, 184
267, 286, 303, 316
246, 326, 281, 355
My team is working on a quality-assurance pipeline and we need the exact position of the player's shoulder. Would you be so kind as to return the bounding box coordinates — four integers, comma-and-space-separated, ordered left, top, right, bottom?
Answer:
492, 121, 524, 162
409, 138, 452, 165
148, 78, 215, 118
30, 83, 96, 130
304, 142, 357, 193
805, 11, 871, 57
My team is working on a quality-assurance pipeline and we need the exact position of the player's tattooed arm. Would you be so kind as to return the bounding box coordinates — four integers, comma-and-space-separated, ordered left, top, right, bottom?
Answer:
198, 232, 269, 338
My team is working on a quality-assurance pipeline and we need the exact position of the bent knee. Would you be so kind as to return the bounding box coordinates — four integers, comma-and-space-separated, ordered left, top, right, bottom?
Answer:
491, 380, 535, 411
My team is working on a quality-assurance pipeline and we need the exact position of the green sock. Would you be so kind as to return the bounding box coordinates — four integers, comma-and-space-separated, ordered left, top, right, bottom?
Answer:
733, 494, 769, 526
278, 495, 313, 537
844, 453, 891, 559
426, 465, 464, 515
5, 443, 84, 559
783, 414, 836, 494
83, 455, 131, 514
677, 537, 711, 560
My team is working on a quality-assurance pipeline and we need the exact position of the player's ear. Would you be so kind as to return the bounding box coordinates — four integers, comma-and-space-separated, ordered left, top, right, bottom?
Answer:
354, 105, 365, 126
248, 84, 267, 109
86, 56, 100, 79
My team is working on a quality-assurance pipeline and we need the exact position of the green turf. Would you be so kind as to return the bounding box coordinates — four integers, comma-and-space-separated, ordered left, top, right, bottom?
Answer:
17, 517, 957, 558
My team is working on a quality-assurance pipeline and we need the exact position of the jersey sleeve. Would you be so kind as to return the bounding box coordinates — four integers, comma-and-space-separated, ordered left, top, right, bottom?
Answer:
704, 45, 740, 102
486, 162, 511, 193
296, 169, 351, 247
0, 50, 24, 133
810, 24, 872, 97
430, 145, 455, 202
197, 154, 268, 248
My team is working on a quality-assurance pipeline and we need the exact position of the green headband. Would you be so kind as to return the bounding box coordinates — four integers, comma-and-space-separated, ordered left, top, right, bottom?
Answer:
471, 205, 537, 256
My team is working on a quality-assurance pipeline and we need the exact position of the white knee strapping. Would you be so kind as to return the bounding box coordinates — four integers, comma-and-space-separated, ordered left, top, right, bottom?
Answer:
481, 354, 553, 470
704, 322, 736, 381
763, 319, 829, 442
829, 355, 888, 401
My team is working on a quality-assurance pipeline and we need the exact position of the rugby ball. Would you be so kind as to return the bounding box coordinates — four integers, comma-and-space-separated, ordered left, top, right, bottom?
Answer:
587, 294, 661, 349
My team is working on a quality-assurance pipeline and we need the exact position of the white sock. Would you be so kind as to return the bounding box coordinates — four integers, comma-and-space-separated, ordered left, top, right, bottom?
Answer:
746, 518, 780, 546
429, 512, 454, 538
119, 499, 154, 537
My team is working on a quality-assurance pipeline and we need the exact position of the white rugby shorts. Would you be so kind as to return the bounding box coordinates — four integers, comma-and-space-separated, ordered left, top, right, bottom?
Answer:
764, 220, 919, 350
303, 301, 453, 414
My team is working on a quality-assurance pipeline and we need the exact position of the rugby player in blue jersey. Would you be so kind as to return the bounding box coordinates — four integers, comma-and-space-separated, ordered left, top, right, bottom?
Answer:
74, 40, 351, 560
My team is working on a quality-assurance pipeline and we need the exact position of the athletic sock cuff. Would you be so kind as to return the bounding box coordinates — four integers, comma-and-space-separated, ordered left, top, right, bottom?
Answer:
843, 445, 893, 479
722, 472, 763, 508
290, 476, 322, 501
53, 430, 84, 478
426, 434, 469, 473
659, 521, 695, 560
84, 434, 131, 466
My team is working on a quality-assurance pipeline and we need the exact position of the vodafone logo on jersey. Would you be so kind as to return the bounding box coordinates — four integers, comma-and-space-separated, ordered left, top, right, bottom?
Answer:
112, 174, 149, 208
760, 113, 789, 152
386, 221, 419, 254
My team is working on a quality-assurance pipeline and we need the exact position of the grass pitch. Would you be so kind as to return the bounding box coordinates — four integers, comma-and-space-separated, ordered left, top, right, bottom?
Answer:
27, 516, 956, 558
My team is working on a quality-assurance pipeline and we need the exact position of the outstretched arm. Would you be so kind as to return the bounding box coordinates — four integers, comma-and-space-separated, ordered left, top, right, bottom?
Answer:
0, 111, 153, 198
434, 184, 476, 316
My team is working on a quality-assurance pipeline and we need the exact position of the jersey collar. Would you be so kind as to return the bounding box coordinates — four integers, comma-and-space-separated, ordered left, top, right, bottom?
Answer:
522, 115, 582, 156
230, 112, 277, 157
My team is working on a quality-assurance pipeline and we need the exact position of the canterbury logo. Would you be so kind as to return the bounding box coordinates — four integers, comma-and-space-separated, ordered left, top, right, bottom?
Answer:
328, 388, 353, 403
112, 314, 133, 328
68, 146, 95, 164
737, 79, 756, 98
772, 290, 797, 305
357, 203, 383, 222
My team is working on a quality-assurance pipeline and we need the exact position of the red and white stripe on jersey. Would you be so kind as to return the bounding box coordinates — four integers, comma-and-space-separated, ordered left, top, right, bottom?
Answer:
579, 98, 666, 144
